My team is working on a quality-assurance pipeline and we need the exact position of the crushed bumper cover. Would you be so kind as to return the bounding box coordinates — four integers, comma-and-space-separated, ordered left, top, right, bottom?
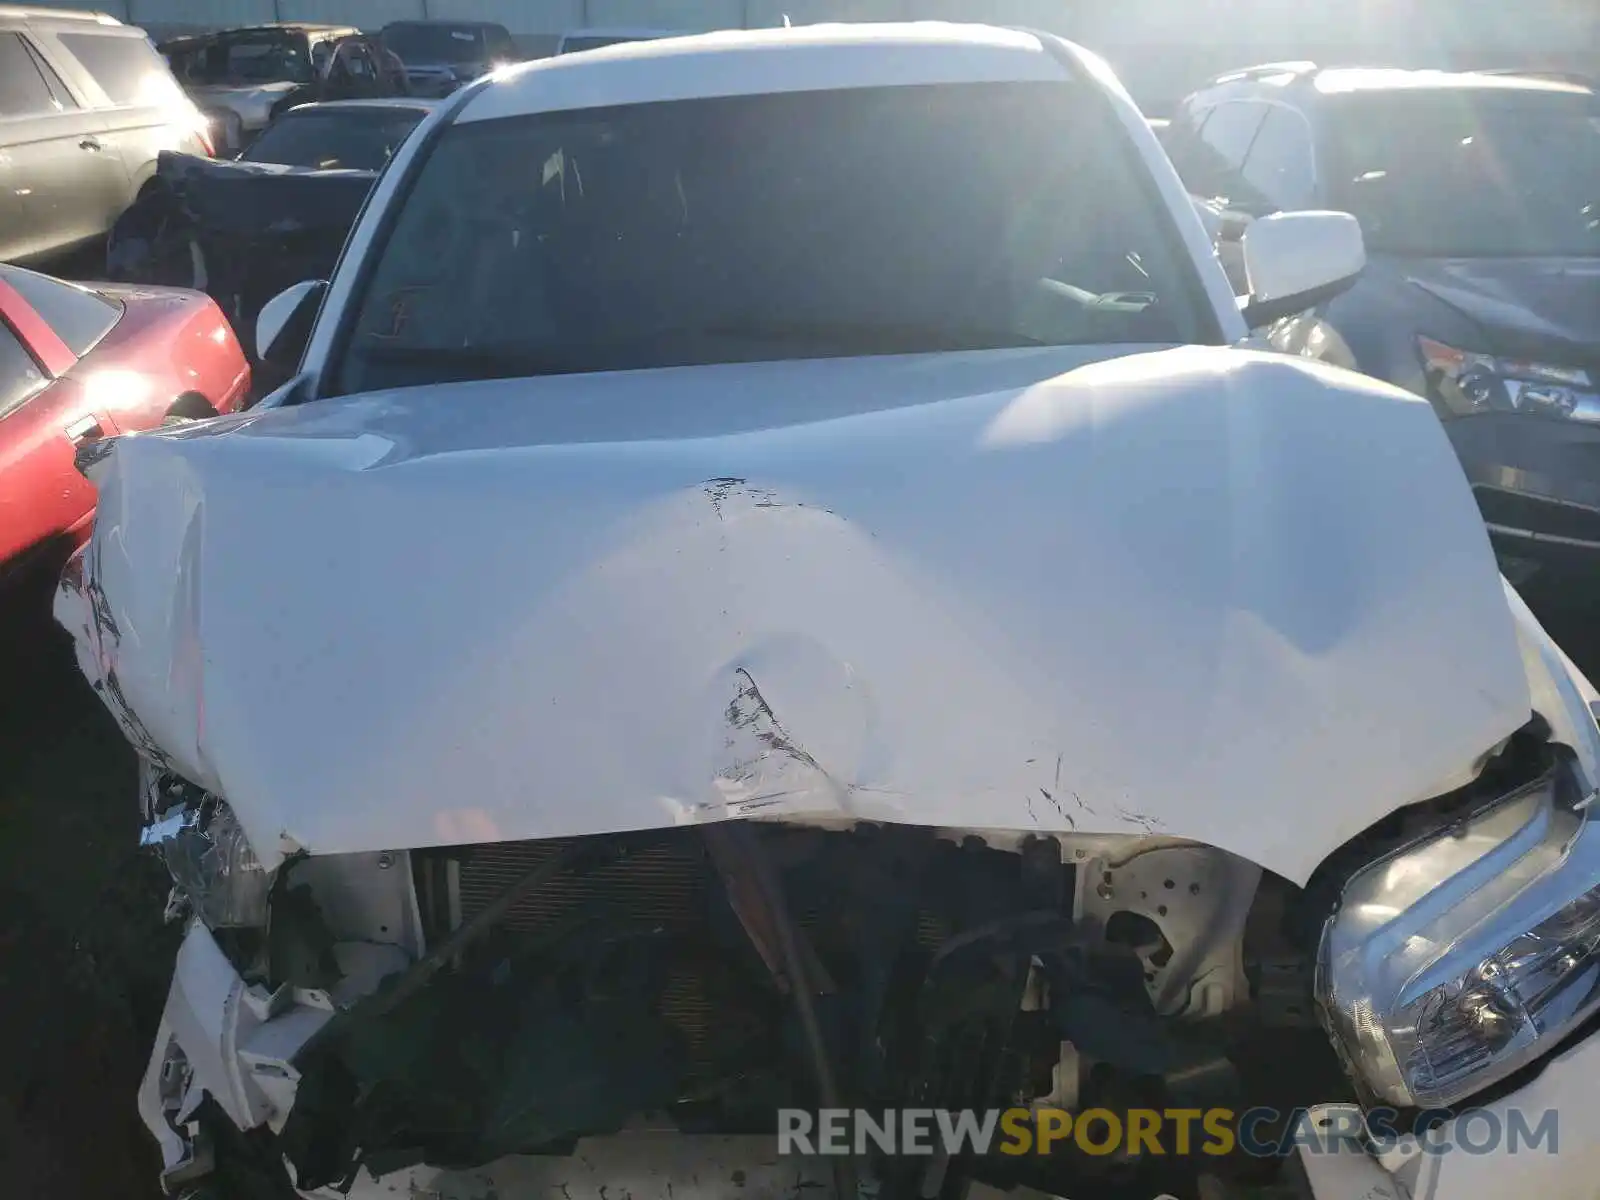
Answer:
145, 927, 840, 1199
146, 921, 1600, 1200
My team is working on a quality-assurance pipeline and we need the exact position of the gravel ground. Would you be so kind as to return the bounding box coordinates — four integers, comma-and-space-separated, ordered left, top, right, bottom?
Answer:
0, 558, 1595, 1197
0, 580, 174, 1199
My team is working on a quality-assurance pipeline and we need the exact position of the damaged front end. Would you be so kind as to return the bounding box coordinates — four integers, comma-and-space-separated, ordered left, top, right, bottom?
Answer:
136, 759, 1319, 1200
128, 718, 1600, 1200
105, 151, 377, 354
57, 348, 1600, 1199
141, 786, 270, 930
132, 769, 421, 1194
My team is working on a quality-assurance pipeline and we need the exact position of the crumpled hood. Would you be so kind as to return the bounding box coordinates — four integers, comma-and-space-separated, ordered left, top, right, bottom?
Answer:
56, 345, 1532, 883
144, 150, 378, 233
1402, 256, 1600, 358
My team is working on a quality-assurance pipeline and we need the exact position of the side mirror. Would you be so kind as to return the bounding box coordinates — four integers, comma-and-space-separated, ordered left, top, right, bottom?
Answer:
255, 279, 326, 371
1239, 211, 1365, 329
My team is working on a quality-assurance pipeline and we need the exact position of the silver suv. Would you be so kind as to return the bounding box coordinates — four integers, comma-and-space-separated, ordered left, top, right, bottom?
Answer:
0, 4, 209, 267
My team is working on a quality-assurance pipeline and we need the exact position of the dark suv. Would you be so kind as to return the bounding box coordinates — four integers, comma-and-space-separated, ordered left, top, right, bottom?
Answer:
379, 20, 518, 96
1164, 64, 1600, 578
0, 4, 209, 267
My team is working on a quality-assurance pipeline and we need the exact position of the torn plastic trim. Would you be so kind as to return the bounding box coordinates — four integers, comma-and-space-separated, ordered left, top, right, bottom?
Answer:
141, 796, 272, 930
142, 921, 411, 1159
146, 1037, 217, 1195
137, 764, 428, 1005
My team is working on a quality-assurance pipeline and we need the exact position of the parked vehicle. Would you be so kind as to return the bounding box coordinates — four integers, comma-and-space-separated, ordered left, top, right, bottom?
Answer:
554, 26, 684, 54
158, 24, 409, 154
56, 25, 1600, 1200
105, 98, 436, 378
0, 5, 211, 268
0, 262, 246, 591
229, 96, 435, 172
379, 19, 518, 96
1163, 64, 1600, 580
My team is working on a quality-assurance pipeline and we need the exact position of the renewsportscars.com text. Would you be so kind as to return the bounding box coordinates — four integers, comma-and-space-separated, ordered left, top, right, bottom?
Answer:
777, 1106, 1560, 1159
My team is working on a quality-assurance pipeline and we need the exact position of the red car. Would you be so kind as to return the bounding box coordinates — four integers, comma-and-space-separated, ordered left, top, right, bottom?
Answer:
0, 264, 249, 590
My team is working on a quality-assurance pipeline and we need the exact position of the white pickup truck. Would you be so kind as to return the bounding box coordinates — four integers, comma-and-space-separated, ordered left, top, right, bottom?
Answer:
57, 23, 1600, 1200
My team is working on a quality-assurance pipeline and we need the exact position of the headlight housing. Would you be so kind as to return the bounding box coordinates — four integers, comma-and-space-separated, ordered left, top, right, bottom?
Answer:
1317, 764, 1600, 1109
1419, 336, 1598, 422
141, 794, 270, 929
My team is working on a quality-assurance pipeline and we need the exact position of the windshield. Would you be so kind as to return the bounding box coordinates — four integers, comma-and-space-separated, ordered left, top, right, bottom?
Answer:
171, 32, 313, 85
334, 82, 1213, 395
383, 24, 486, 64
241, 107, 428, 169
1325, 87, 1600, 257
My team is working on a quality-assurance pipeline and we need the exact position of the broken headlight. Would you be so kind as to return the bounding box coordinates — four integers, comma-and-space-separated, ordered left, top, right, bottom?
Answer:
141, 797, 270, 929
1317, 766, 1600, 1109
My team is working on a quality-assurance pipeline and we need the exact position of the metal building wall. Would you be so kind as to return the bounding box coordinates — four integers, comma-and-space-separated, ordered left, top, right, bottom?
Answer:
1071, 0, 1598, 50
421, 0, 579, 34
133, 0, 272, 24
275, 0, 422, 26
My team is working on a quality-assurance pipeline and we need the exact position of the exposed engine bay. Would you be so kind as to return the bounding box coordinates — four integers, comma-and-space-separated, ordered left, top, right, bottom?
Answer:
138, 720, 1581, 1200
139, 803, 1365, 1197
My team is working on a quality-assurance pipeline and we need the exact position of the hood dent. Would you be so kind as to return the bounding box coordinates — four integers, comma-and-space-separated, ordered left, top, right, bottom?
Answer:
56, 348, 1534, 883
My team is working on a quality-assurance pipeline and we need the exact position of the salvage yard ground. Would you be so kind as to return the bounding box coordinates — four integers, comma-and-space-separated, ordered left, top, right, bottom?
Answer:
0, 566, 1596, 1197
0, 587, 172, 1198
